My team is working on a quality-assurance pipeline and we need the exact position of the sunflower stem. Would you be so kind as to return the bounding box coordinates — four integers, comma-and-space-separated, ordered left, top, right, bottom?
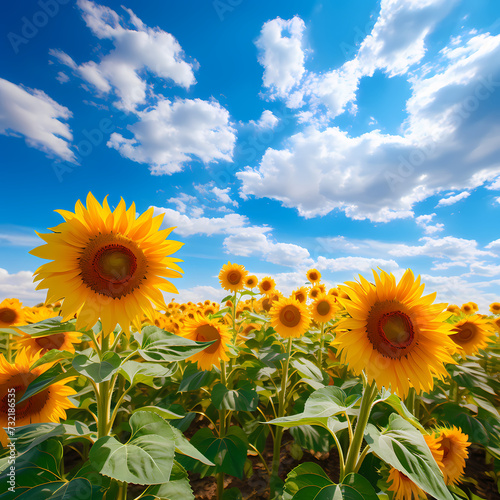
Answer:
97, 331, 112, 439
342, 379, 378, 480
318, 323, 325, 371
406, 387, 416, 415
6, 332, 11, 363
270, 336, 293, 498
217, 359, 228, 500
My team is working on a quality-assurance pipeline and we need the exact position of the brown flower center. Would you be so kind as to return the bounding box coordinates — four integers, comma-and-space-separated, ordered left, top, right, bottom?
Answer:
451, 323, 475, 344
294, 292, 306, 303
195, 324, 221, 354
35, 333, 66, 352
0, 308, 17, 325
316, 300, 331, 316
440, 437, 451, 459
227, 271, 241, 285
310, 289, 319, 298
79, 234, 147, 298
261, 280, 272, 291
279, 305, 301, 328
309, 272, 318, 282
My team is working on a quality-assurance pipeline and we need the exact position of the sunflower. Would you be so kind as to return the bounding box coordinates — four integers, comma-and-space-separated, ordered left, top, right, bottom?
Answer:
259, 291, 282, 313
460, 302, 474, 315
245, 275, 258, 289
292, 286, 308, 304
429, 427, 470, 485
450, 314, 495, 356
306, 268, 321, 284
219, 262, 247, 293
489, 302, 500, 315
21, 306, 58, 324
386, 467, 427, 500
180, 314, 231, 370
446, 304, 461, 315
309, 286, 322, 300
0, 299, 24, 328
258, 277, 276, 295
310, 293, 337, 324
334, 269, 456, 398
270, 296, 311, 339
31, 193, 183, 335
240, 322, 260, 337
0, 349, 76, 429
14, 330, 81, 357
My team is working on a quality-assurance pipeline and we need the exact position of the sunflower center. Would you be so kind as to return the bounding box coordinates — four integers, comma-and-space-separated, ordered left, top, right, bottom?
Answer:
262, 281, 272, 291
440, 437, 451, 459
379, 312, 414, 348
316, 300, 331, 316
451, 323, 475, 343
262, 298, 272, 312
195, 324, 221, 354
0, 308, 17, 324
309, 272, 318, 282
35, 333, 66, 351
280, 305, 301, 328
227, 271, 241, 285
79, 234, 147, 298
311, 289, 319, 298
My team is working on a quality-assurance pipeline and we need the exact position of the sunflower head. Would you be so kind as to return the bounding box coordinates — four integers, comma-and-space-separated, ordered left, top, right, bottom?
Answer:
309, 286, 322, 300
0, 299, 24, 328
334, 269, 456, 398
180, 314, 230, 370
489, 302, 500, 315
428, 426, 470, 485
245, 275, 258, 289
450, 314, 495, 356
258, 277, 276, 295
310, 293, 337, 324
21, 306, 58, 324
386, 467, 427, 500
292, 286, 308, 304
0, 349, 76, 428
219, 262, 247, 293
306, 268, 321, 284
460, 302, 475, 315
446, 304, 461, 316
14, 330, 81, 357
31, 193, 183, 334
270, 296, 311, 339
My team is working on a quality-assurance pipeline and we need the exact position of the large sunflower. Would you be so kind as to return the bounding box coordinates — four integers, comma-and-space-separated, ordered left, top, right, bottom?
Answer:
219, 262, 247, 293
428, 427, 470, 486
0, 349, 76, 429
0, 299, 24, 328
450, 314, 495, 356
334, 269, 456, 398
386, 467, 426, 500
310, 293, 337, 324
180, 314, 231, 370
270, 296, 311, 339
14, 330, 82, 357
31, 193, 183, 334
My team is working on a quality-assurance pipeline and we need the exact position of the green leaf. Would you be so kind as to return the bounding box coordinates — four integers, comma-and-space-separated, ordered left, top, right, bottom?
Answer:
132, 405, 185, 420
178, 367, 216, 392
267, 386, 358, 428
374, 390, 425, 432
212, 383, 259, 411
89, 411, 176, 485
12, 317, 81, 337
120, 360, 177, 387
135, 326, 213, 362
72, 351, 121, 383
16, 365, 78, 404
29, 349, 75, 370
291, 358, 328, 386
170, 426, 215, 466
364, 414, 453, 500
143, 461, 195, 500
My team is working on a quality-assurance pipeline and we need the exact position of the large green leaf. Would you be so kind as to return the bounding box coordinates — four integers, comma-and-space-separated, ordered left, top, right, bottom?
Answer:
0, 478, 104, 500
135, 326, 213, 362
11, 317, 80, 337
291, 358, 328, 388
211, 383, 259, 411
170, 426, 215, 466
178, 427, 248, 478
120, 360, 177, 387
132, 406, 185, 420
284, 463, 378, 500
89, 411, 176, 484
364, 414, 453, 500
72, 351, 121, 383
142, 461, 195, 500
178, 366, 216, 392
374, 390, 425, 432
29, 349, 76, 370
267, 386, 358, 429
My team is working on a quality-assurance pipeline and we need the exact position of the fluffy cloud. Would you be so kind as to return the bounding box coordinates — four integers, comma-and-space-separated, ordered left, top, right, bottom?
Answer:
211, 187, 238, 207
436, 191, 470, 207
248, 110, 280, 130
108, 98, 236, 174
316, 256, 399, 273
415, 213, 444, 234
162, 285, 225, 305
0, 78, 75, 162
0, 268, 45, 305
51, 0, 196, 112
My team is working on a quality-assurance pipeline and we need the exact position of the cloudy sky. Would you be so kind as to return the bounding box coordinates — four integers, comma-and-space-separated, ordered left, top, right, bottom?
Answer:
1, 0, 500, 310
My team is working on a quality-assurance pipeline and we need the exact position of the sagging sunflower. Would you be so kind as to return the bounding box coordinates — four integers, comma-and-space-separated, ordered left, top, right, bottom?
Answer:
219, 262, 247, 293
291, 286, 308, 304
334, 269, 456, 398
386, 468, 426, 500
270, 296, 311, 338
15, 330, 81, 357
427, 426, 470, 486
450, 314, 495, 356
181, 314, 230, 370
31, 193, 183, 334
0, 349, 76, 429
310, 293, 337, 323
258, 277, 276, 295
0, 299, 24, 328
306, 268, 321, 284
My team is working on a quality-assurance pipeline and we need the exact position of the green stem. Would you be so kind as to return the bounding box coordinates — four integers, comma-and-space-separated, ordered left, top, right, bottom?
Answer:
406, 387, 416, 415
6, 332, 11, 363
342, 380, 378, 479
217, 360, 228, 500
318, 323, 325, 371
270, 337, 293, 497
97, 332, 111, 439
117, 481, 127, 500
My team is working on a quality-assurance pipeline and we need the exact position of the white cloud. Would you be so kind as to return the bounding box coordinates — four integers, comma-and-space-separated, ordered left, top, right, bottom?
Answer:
415, 213, 444, 234
56, 72, 70, 84
51, 0, 196, 112
436, 191, 470, 206
255, 16, 306, 102
0, 78, 75, 162
248, 110, 279, 130
211, 187, 238, 207
151, 207, 248, 237
108, 98, 236, 174
316, 255, 399, 273
167, 193, 200, 215
0, 269, 45, 305
486, 239, 500, 251
162, 285, 225, 306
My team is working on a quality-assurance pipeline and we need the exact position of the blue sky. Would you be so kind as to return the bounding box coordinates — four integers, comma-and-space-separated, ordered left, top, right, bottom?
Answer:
1, 0, 500, 310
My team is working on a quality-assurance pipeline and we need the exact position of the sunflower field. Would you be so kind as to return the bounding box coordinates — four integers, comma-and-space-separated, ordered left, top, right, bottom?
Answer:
0, 194, 499, 500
